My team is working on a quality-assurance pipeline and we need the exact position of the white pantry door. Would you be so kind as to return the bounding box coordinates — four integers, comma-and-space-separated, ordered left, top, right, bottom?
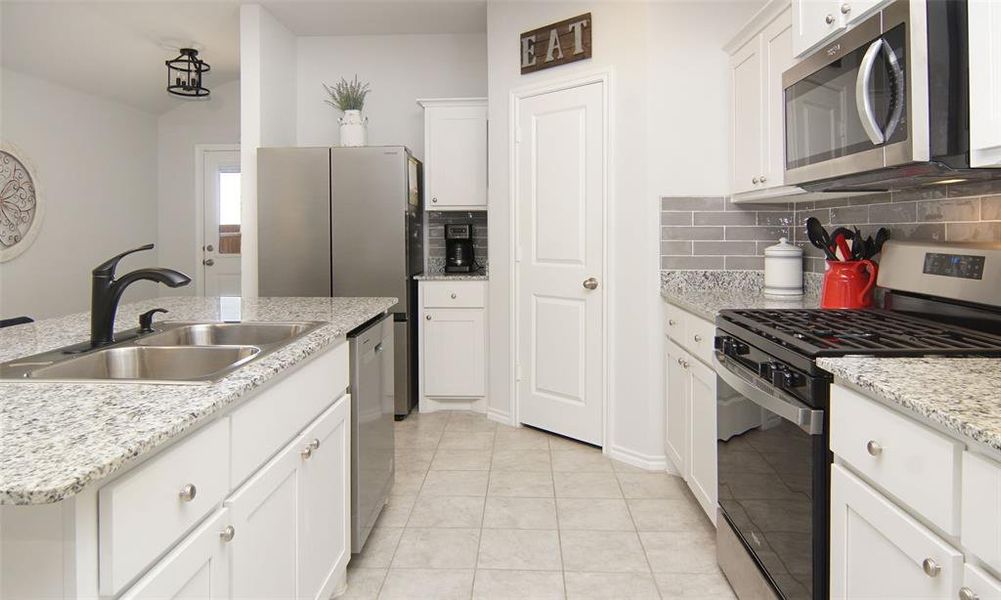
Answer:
201, 148, 241, 296
516, 81, 605, 445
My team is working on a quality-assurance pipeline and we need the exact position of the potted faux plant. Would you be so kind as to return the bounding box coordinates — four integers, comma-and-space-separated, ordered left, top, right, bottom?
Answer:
323, 75, 370, 147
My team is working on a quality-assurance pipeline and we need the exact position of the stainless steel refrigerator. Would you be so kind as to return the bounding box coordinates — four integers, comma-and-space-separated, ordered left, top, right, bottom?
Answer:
257, 145, 423, 418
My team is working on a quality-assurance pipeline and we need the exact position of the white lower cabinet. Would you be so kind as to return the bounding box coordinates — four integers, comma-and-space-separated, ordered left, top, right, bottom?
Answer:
831, 463, 963, 599
963, 563, 1001, 600
120, 508, 232, 600
664, 337, 690, 476
419, 280, 488, 412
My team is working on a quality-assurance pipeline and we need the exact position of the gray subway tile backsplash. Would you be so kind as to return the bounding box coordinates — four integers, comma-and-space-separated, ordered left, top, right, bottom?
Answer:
426, 210, 488, 272
661, 179, 1001, 271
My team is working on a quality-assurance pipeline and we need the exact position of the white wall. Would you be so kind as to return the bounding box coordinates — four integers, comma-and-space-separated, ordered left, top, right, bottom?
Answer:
296, 33, 487, 156
157, 79, 240, 289
486, 1, 762, 469
239, 4, 298, 297
0, 68, 159, 320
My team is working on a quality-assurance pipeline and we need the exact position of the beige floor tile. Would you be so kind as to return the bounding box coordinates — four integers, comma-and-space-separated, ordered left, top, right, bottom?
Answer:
334, 566, 386, 600
547, 435, 599, 451
392, 470, 426, 495
445, 414, 498, 433
494, 427, 551, 450
557, 497, 635, 531
618, 473, 688, 499
487, 470, 555, 497
491, 449, 552, 472
374, 495, 416, 528
627, 498, 713, 533
472, 569, 565, 599
392, 428, 442, 450
351, 527, 403, 569
640, 530, 718, 574
421, 470, 490, 496
482, 497, 558, 529
611, 459, 652, 474
476, 528, 563, 571
378, 568, 474, 600
406, 495, 485, 528
554, 471, 624, 498
551, 448, 614, 472
391, 528, 481, 569
432, 449, 493, 471
654, 571, 736, 599
394, 448, 435, 472
438, 430, 496, 450
564, 572, 662, 600
560, 530, 650, 573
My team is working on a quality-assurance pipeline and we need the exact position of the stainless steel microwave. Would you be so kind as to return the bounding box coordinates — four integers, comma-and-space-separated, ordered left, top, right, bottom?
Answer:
783, 0, 997, 192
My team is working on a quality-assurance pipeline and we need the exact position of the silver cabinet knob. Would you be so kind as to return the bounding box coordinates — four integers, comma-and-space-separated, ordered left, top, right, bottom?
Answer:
760, 175, 767, 183
301, 445, 314, 460
682, 360, 690, 370
752, 177, 760, 184
866, 440, 882, 456
203, 258, 215, 267
583, 277, 599, 290
432, 197, 438, 203
219, 525, 236, 542
668, 319, 677, 326
922, 558, 940, 577
694, 334, 703, 343
841, 3, 851, 14
677, 357, 684, 366
309, 438, 320, 451
179, 483, 197, 502
960, 587, 980, 600
426, 314, 432, 321
826, 13, 835, 24
450, 293, 457, 299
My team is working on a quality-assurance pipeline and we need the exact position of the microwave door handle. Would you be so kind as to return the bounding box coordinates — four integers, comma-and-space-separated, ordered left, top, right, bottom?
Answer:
882, 39, 905, 141
856, 39, 886, 145
713, 351, 825, 436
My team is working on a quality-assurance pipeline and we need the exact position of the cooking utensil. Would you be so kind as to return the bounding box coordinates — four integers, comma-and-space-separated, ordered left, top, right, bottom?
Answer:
872, 228, 890, 256
830, 227, 855, 261
852, 227, 865, 260
805, 218, 838, 261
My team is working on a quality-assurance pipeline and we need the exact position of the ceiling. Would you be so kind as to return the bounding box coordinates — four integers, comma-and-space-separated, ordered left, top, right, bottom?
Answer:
261, 1, 487, 36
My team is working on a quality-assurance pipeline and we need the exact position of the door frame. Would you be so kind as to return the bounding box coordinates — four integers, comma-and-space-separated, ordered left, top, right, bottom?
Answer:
509, 68, 612, 447
194, 144, 241, 296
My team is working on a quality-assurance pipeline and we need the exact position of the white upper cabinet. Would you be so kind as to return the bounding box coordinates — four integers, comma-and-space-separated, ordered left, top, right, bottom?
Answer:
792, 0, 887, 57
969, 0, 1001, 167
419, 98, 488, 210
730, 38, 764, 195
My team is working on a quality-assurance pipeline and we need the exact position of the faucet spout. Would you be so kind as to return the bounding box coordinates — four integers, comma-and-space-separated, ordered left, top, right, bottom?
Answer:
90, 245, 191, 346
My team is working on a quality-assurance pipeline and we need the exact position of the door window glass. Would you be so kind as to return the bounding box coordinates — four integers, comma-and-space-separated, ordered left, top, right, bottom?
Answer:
218, 171, 241, 254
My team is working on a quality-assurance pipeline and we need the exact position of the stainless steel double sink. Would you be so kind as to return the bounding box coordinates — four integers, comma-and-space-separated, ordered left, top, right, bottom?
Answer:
0, 322, 325, 384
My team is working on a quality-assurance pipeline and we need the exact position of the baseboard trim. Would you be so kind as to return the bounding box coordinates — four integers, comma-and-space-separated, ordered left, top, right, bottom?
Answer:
486, 408, 513, 426
605, 444, 675, 473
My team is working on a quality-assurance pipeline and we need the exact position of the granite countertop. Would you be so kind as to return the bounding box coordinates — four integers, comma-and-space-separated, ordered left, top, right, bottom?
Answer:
819, 356, 1001, 454
660, 270, 821, 321
414, 273, 489, 281
0, 296, 396, 505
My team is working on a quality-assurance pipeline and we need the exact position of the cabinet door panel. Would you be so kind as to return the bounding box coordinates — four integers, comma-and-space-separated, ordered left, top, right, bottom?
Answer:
299, 397, 351, 600
731, 38, 764, 194
422, 308, 485, 397
426, 106, 487, 208
963, 563, 1001, 600
228, 440, 301, 600
831, 464, 962, 599
970, 0, 1001, 166
664, 337, 689, 476
120, 508, 231, 600
688, 357, 717, 524
792, 0, 844, 57
762, 11, 794, 188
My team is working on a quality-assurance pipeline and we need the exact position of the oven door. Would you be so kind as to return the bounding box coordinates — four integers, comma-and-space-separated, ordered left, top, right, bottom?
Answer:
783, 0, 922, 186
713, 351, 828, 600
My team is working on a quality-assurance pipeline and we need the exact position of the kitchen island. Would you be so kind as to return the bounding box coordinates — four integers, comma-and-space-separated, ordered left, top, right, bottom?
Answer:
0, 295, 395, 599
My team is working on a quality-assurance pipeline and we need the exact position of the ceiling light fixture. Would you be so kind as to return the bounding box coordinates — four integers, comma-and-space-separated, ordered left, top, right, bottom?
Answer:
166, 48, 210, 98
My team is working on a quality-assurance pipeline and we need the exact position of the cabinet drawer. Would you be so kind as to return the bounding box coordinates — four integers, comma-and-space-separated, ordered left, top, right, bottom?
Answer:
684, 315, 716, 366
963, 563, 1001, 600
99, 418, 230, 595
962, 451, 1001, 574
422, 281, 486, 308
663, 301, 684, 341
831, 385, 962, 534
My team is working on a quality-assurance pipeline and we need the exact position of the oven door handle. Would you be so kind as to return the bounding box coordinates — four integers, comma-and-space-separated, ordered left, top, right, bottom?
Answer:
713, 351, 825, 436
856, 38, 890, 146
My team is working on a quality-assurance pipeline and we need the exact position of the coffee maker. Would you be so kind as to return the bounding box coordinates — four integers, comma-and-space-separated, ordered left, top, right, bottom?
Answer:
444, 223, 476, 273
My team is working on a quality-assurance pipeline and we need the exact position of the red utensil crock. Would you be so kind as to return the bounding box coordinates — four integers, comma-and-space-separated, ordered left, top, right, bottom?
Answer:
821, 260, 878, 309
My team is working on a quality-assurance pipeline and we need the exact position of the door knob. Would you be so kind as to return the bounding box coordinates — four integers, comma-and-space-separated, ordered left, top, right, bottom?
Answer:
205, 244, 214, 252
203, 258, 215, 267
583, 277, 599, 290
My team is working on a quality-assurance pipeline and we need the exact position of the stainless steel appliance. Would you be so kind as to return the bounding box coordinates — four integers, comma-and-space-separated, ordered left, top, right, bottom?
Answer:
445, 223, 476, 273
713, 241, 1001, 600
258, 146, 423, 418
349, 313, 395, 551
783, 0, 1001, 192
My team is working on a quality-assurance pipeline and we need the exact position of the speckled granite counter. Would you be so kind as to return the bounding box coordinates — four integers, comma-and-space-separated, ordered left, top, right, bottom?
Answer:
660, 270, 821, 321
819, 356, 1001, 454
0, 296, 395, 505
414, 273, 488, 281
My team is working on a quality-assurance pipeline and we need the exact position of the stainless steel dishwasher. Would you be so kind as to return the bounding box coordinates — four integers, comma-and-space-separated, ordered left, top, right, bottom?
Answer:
349, 313, 395, 552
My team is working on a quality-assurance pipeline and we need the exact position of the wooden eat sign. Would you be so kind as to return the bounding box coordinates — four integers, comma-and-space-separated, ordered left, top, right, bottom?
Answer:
520, 13, 592, 75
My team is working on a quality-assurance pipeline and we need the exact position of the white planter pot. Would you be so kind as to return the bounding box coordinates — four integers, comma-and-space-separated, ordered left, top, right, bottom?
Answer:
339, 110, 368, 147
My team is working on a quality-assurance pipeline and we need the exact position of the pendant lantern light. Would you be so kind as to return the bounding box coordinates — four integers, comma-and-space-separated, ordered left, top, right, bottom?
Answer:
166, 48, 210, 98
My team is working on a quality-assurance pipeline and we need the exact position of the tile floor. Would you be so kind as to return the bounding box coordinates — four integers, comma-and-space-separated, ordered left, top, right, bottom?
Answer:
337, 410, 736, 600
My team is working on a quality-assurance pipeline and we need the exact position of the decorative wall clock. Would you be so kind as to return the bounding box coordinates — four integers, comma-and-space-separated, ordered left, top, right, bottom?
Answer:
0, 145, 43, 262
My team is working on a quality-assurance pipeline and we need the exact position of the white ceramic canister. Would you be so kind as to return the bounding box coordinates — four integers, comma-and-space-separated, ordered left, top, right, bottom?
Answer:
764, 237, 804, 297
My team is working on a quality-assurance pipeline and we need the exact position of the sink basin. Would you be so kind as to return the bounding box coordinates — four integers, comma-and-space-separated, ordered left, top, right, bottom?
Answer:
25, 345, 260, 383
136, 322, 320, 347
